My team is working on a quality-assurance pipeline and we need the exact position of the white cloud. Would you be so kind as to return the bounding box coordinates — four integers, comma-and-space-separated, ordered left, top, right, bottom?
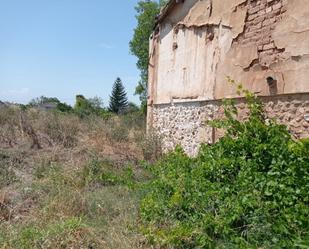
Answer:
98, 42, 113, 49
0, 87, 30, 97
0, 87, 31, 104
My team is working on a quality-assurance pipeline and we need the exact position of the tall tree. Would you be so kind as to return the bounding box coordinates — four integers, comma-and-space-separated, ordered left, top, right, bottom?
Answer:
109, 78, 129, 114
130, 0, 168, 112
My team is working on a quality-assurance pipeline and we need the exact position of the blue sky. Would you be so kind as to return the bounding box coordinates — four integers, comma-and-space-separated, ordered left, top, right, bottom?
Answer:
0, 0, 141, 106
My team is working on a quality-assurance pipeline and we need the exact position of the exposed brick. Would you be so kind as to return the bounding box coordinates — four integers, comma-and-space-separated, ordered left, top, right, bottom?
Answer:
263, 19, 272, 26
244, 31, 256, 39
254, 16, 266, 24
281, 4, 288, 13
266, 6, 272, 13
234, 0, 285, 68
259, 3, 266, 10
248, 13, 258, 21
263, 43, 275, 50
273, 2, 282, 10
248, 6, 260, 14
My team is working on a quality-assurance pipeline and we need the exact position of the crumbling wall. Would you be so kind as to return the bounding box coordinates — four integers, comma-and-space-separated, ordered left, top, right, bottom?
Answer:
148, 0, 309, 155
216, 0, 309, 98
149, 0, 309, 103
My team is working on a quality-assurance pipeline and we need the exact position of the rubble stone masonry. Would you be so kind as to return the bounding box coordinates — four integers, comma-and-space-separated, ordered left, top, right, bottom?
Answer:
153, 94, 309, 155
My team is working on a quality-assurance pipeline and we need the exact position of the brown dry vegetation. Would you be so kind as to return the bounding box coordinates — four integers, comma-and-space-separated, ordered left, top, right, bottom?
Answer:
0, 105, 162, 249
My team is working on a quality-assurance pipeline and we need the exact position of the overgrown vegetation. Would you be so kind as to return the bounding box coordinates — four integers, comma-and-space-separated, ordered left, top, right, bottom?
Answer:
24, 78, 135, 118
0, 83, 308, 248
0, 104, 161, 249
140, 85, 309, 248
0, 157, 146, 248
0, 151, 16, 188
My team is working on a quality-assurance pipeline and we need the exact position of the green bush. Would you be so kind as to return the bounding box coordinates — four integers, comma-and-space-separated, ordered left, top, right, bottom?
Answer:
74, 95, 107, 118
56, 102, 73, 113
140, 89, 309, 248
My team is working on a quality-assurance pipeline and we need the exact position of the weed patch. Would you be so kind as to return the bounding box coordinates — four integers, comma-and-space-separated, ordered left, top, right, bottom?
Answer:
0, 152, 16, 188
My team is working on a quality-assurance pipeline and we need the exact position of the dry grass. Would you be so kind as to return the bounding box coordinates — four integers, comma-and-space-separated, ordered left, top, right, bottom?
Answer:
0, 106, 161, 249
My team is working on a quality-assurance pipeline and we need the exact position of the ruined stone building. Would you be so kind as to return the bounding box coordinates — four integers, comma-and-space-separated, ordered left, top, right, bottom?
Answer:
147, 0, 309, 155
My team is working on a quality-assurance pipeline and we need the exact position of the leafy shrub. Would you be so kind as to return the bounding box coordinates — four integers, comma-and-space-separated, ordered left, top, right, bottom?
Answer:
140, 89, 309, 248
56, 102, 73, 113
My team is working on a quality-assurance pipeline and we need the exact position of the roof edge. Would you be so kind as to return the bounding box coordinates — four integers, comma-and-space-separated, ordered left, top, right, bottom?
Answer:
156, 0, 183, 25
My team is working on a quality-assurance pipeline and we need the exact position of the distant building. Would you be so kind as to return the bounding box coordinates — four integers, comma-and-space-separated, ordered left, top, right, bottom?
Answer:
36, 102, 58, 111
0, 101, 6, 107
147, 0, 309, 155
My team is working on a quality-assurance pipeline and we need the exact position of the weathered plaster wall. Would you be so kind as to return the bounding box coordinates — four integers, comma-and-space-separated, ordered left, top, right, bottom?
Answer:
216, 0, 309, 98
148, 0, 309, 105
148, 0, 309, 154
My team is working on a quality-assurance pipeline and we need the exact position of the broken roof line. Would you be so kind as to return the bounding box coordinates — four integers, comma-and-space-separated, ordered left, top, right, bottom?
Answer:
156, 0, 184, 25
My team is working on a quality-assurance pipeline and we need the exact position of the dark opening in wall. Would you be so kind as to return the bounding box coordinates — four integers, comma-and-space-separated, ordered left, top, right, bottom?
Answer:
267, 76, 278, 95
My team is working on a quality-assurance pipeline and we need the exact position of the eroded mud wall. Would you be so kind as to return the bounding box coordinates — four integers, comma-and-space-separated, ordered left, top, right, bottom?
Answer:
148, 0, 309, 155
216, 0, 309, 98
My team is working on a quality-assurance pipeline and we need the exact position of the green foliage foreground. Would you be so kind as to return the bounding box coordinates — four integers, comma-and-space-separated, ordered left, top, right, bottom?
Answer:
140, 91, 309, 248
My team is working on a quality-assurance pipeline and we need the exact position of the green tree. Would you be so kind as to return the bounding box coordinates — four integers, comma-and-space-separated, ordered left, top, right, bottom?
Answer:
56, 102, 73, 113
88, 96, 104, 111
127, 102, 140, 113
28, 96, 60, 107
74, 95, 94, 117
108, 78, 129, 114
130, 0, 167, 112
74, 95, 108, 117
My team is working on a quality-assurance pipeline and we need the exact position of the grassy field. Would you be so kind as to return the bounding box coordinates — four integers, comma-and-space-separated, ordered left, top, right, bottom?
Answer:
2, 98, 307, 249
0, 106, 160, 249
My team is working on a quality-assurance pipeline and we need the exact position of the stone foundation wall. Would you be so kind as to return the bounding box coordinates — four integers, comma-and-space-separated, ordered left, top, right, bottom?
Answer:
152, 101, 219, 155
153, 93, 309, 156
